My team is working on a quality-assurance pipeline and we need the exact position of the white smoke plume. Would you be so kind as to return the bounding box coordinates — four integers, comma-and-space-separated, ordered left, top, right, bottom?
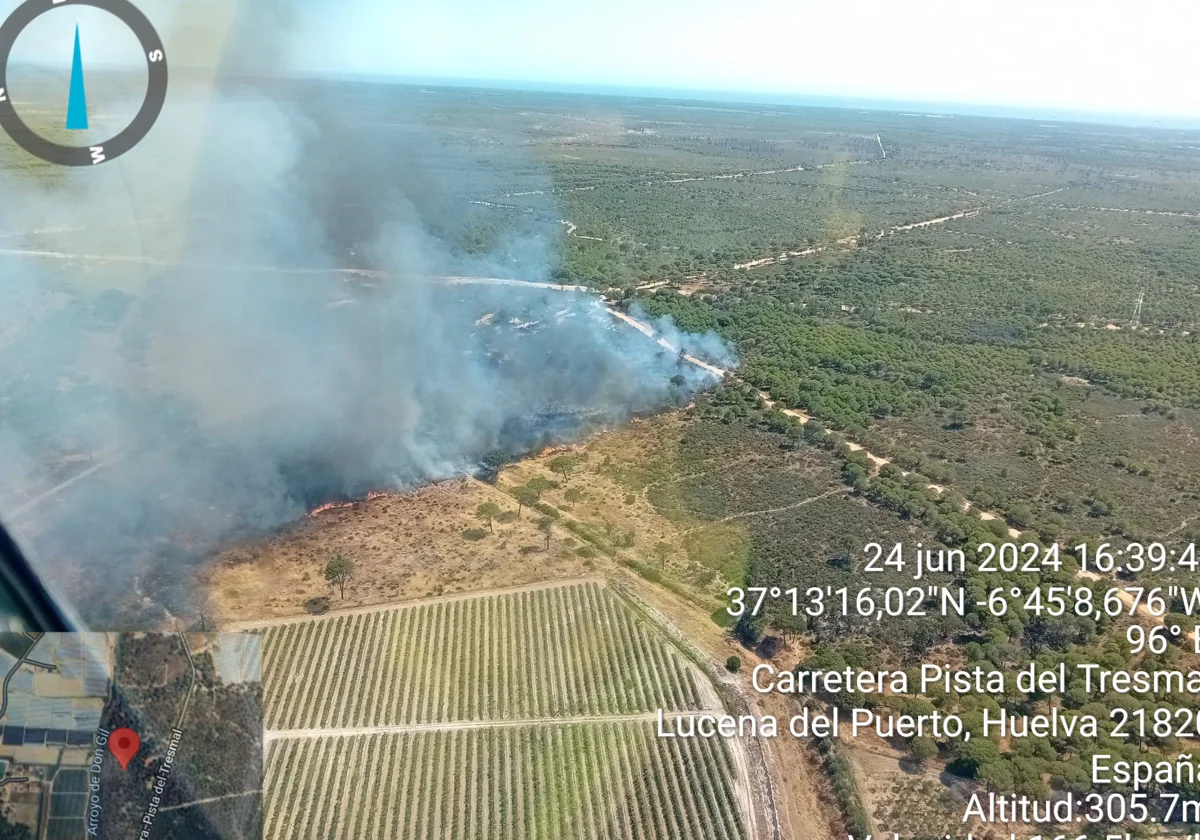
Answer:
0, 2, 735, 627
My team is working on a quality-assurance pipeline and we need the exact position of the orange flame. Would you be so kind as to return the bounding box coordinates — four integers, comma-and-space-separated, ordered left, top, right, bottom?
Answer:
308, 490, 393, 518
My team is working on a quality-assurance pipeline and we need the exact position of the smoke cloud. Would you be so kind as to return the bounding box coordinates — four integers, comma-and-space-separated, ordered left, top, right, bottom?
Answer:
0, 7, 735, 627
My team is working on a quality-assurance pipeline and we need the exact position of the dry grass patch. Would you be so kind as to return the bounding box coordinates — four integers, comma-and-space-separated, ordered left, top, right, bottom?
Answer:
207, 477, 596, 625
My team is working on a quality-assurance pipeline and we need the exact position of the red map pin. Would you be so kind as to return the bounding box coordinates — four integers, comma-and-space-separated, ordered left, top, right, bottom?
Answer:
108, 728, 140, 770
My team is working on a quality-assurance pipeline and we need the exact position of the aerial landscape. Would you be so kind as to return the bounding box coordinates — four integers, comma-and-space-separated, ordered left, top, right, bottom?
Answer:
196, 85, 1200, 838
3, 6, 1200, 836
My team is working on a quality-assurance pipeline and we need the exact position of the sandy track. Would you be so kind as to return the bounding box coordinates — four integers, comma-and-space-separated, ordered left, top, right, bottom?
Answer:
1047, 202, 1200, 218
266, 711, 666, 743
616, 303, 1020, 540
229, 575, 607, 630
498, 163, 805, 198
561, 219, 605, 241
733, 209, 981, 270
0, 250, 592, 294
605, 308, 726, 378
159, 790, 259, 812
5, 447, 128, 523
682, 487, 852, 533
733, 186, 1067, 271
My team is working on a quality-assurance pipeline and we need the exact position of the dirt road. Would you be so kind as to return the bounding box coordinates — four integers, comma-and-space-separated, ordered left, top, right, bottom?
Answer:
5, 446, 129, 525
265, 710, 666, 743
733, 209, 980, 270
0, 250, 592, 294
681, 487, 852, 533
229, 576, 606, 631
733, 186, 1067, 272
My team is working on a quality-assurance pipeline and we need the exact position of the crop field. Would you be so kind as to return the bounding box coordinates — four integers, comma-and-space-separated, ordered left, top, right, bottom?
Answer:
263, 722, 747, 840
259, 581, 748, 839
260, 581, 702, 729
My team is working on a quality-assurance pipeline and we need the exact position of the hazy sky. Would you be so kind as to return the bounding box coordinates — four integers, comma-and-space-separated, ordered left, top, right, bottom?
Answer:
9, 0, 1200, 118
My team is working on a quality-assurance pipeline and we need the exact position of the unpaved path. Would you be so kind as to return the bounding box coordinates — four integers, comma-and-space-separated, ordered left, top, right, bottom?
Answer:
0, 250, 592, 294
682, 487, 851, 533
6, 446, 128, 523
734, 209, 981, 270
561, 220, 604, 241
229, 575, 606, 630
614, 304, 1020, 535
1165, 517, 1199, 538
498, 163, 805, 199
1046, 202, 1197, 217
1075, 568, 1197, 641
159, 790, 259, 812
605, 308, 727, 377
724, 718, 761, 840
266, 710, 665, 743
734, 186, 1067, 271
657, 164, 804, 185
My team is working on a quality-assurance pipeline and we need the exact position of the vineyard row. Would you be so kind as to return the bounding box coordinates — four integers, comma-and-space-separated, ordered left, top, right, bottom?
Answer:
263, 721, 747, 840
261, 582, 700, 729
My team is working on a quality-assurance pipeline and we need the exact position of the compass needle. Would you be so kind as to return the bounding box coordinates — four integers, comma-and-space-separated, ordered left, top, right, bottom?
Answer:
65, 24, 88, 130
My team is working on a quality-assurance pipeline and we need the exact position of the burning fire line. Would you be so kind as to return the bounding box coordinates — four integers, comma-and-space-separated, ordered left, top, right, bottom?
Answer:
303, 309, 722, 520
307, 490, 393, 518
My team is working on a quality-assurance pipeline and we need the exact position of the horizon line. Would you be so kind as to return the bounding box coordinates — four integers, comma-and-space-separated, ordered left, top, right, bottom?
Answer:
291, 71, 1200, 131
11, 60, 1200, 130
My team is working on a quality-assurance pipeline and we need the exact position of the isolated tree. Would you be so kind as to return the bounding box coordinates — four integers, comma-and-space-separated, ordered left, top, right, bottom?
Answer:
476, 501, 501, 533
785, 424, 804, 449
514, 487, 539, 518
324, 553, 356, 599
910, 622, 940, 654
537, 516, 554, 550
725, 655, 741, 673
908, 736, 938, 766
945, 410, 969, 430
548, 456, 575, 478
563, 487, 583, 507
525, 476, 554, 494
652, 541, 673, 569
1006, 503, 1033, 529
1022, 615, 1074, 654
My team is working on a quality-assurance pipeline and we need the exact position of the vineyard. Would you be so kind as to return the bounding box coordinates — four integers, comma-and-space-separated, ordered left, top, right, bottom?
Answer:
263, 722, 748, 840
259, 581, 702, 729
258, 580, 751, 839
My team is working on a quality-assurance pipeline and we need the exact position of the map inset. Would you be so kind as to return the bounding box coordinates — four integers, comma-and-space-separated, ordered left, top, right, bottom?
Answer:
0, 633, 262, 840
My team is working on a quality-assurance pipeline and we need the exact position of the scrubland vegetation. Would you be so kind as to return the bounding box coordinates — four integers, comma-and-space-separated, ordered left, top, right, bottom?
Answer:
456, 93, 1200, 824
